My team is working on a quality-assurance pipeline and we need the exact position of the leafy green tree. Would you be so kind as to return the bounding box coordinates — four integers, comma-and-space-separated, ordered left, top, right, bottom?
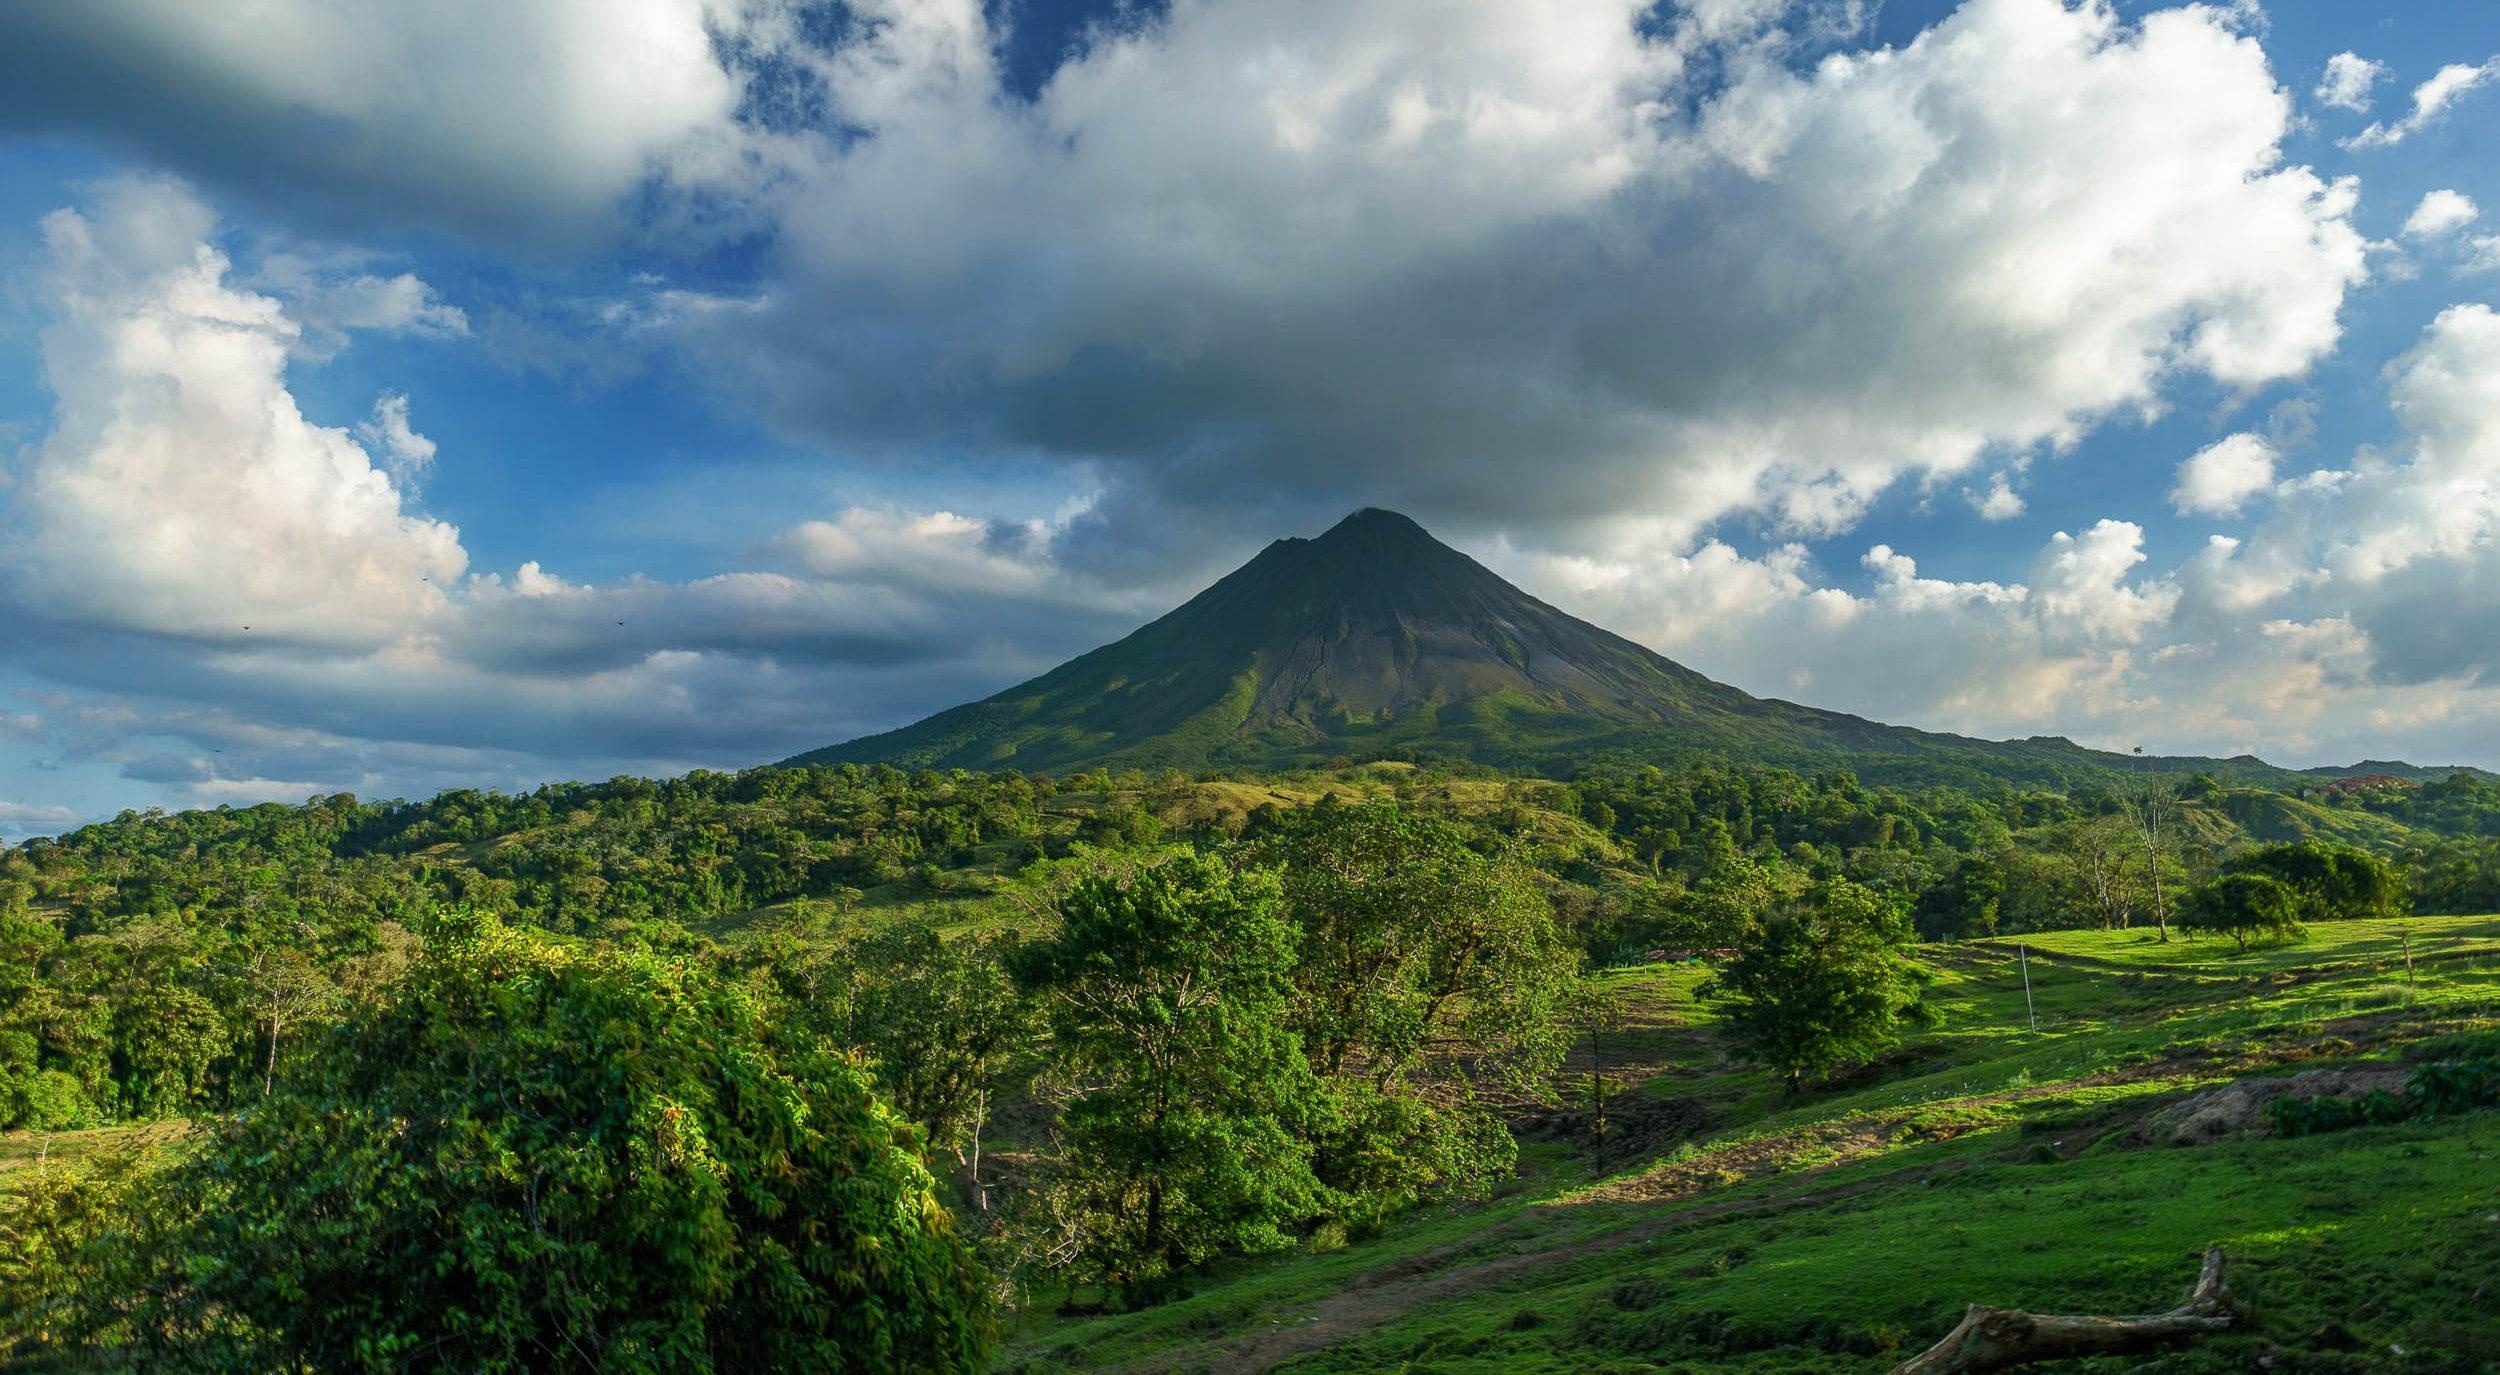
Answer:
1913, 853, 2004, 941
1668, 851, 1793, 951
0, 1141, 180, 1360
1013, 852, 1327, 1295
830, 919, 1034, 1210
2406, 835, 2500, 915
2124, 752, 2178, 940
0, 1024, 94, 1131
2056, 814, 2143, 930
2181, 872, 2307, 952
1702, 878, 1930, 1093
2224, 841, 2404, 922
1249, 801, 1577, 1209
110, 981, 224, 1119
72, 911, 991, 1373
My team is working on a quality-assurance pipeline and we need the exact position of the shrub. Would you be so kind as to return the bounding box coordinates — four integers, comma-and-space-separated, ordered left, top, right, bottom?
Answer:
1702, 878, 1931, 1092
2179, 872, 2306, 952
2409, 1058, 2500, 1117
11, 1069, 95, 1132
8, 911, 991, 1374
2267, 1090, 2409, 1137
2266, 1059, 2500, 1137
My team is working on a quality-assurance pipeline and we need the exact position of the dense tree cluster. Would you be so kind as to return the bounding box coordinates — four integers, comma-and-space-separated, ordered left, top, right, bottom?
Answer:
0, 768, 1054, 1130
0, 761, 2485, 1135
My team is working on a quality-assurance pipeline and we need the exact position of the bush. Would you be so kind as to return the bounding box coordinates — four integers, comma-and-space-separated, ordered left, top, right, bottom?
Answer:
2223, 841, 2405, 921
2267, 1090, 2410, 1137
1702, 878, 1931, 1092
9, 911, 991, 1374
2409, 1058, 2500, 1117
2266, 1059, 2500, 1137
11, 1069, 95, 1131
2179, 872, 2306, 952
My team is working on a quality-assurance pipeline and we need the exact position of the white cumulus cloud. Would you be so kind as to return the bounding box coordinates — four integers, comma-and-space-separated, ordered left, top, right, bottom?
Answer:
10, 176, 467, 648
356, 392, 438, 487
1970, 474, 2027, 522
2402, 190, 2479, 240
2314, 51, 2386, 113
674, 0, 2367, 552
2170, 433, 2279, 516
2343, 57, 2500, 149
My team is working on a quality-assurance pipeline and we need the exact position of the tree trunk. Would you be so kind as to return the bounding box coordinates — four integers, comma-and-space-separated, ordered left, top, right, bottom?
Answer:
1145, 1176, 1166, 1273
1589, 1021, 1608, 1172
1890, 1246, 2234, 1375
969, 1086, 988, 1212
2147, 850, 2169, 942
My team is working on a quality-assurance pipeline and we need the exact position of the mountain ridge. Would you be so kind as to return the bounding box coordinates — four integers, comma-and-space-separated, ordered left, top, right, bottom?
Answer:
786, 510, 2478, 787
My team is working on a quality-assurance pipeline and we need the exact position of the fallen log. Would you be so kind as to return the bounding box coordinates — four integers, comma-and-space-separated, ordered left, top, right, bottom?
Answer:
1890, 1246, 2235, 1375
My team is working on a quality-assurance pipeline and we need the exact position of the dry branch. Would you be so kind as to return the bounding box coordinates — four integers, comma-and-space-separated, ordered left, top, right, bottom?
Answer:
1890, 1246, 2235, 1375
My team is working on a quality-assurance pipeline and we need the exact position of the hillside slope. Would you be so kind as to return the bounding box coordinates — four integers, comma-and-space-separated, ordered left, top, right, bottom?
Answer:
1010, 916, 2500, 1373
789, 510, 2454, 788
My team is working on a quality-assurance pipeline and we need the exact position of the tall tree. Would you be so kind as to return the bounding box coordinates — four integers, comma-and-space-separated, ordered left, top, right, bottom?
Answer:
2126, 748, 2176, 941
2060, 814, 2140, 930
830, 920, 1033, 1211
1249, 801, 1578, 1209
1703, 878, 1931, 1093
1013, 852, 1327, 1296
2180, 872, 2306, 952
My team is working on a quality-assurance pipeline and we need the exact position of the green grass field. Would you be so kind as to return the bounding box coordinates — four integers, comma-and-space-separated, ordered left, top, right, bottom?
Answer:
1005, 917, 2500, 1374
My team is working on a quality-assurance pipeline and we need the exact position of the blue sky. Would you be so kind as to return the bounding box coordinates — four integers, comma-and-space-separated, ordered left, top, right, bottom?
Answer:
2, 0, 2498, 836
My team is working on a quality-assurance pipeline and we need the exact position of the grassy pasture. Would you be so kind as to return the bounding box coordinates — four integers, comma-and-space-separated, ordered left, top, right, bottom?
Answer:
1007, 915, 2500, 1373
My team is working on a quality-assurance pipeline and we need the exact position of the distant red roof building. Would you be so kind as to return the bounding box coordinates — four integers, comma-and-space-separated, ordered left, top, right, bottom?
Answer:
2320, 774, 2412, 793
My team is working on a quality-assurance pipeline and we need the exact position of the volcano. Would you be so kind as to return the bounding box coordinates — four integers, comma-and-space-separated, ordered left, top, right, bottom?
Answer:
785, 509, 2423, 787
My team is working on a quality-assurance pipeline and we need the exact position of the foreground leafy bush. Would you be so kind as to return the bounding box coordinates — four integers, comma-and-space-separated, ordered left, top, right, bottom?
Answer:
2407, 1057, 2500, 1117
2, 910, 990, 1373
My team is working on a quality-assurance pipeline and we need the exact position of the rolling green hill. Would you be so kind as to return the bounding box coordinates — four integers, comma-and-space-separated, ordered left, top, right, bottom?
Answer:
1007, 915, 2500, 1373
788, 510, 2472, 790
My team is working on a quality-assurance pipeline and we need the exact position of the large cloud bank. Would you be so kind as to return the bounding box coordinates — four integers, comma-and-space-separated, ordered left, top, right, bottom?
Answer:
4, 0, 2499, 826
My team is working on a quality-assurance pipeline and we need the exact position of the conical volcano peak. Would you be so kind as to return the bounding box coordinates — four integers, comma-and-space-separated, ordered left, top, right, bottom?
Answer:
789, 506, 1790, 773
1318, 507, 1432, 540
1306, 507, 1457, 562
1255, 508, 1490, 598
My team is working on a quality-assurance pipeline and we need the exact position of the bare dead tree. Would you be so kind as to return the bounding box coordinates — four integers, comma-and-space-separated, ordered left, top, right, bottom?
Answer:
1891, 1246, 2235, 1375
247, 945, 336, 1097
2126, 747, 2175, 941
1577, 980, 1628, 1172
2060, 816, 2136, 930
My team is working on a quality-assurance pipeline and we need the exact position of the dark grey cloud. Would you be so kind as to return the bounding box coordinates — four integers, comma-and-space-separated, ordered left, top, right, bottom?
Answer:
0, 0, 750, 246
